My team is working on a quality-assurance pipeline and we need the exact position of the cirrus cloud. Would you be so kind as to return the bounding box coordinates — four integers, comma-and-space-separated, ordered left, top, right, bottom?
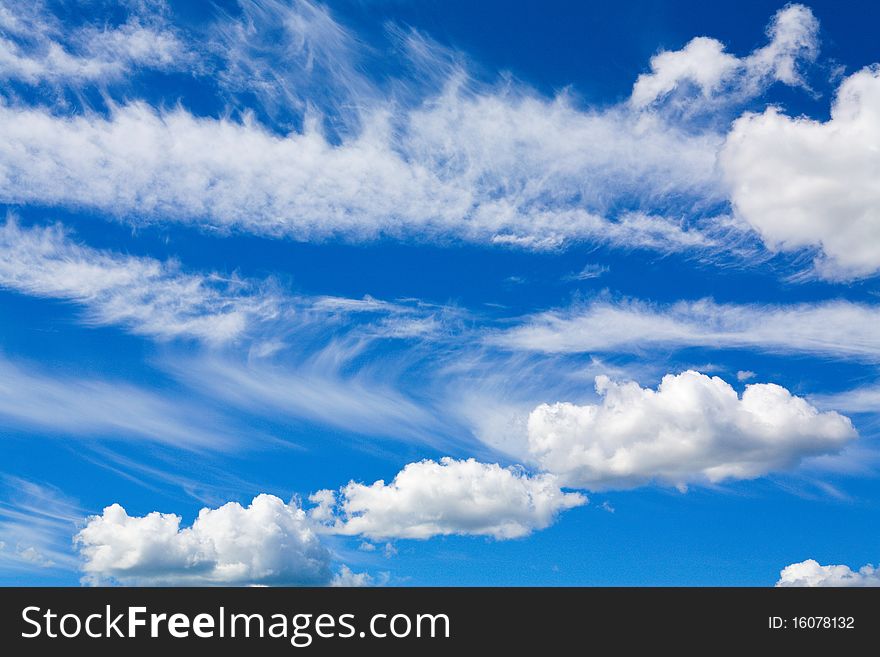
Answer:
0, 0, 189, 86
0, 219, 281, 343
492, 297, 880, 361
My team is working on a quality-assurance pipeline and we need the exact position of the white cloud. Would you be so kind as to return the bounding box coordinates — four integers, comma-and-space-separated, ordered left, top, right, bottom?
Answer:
777, 559, 880, 587
0, 0, 188, 85
526, 371, 856, 490
632, 37, 740, 108
306, 294, 455, 340
0, 1, 843, 270
745, 3, 820, 87
721, 66, 880, 279
565, 263, 609, 281
0, 355, 234, 447
210, 0, 372, 127
0, 478, 81, 573
631, 4, 818, 108
75, 458, 586, 585
736, 370, 756, 382
492, 297, 880, 361
76, 494, 332, 586
0, 219, 280, 343
310, 457, 586, 540
0, 85, 721, 251
330, 565, 387, 587
0, 220, 456, 347
812, 384, 880, 414
169, 354, 445, 446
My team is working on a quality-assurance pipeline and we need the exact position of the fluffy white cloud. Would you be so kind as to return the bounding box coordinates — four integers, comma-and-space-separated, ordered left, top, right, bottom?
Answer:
330, 565, 388, 587
631, 37, 740, 108
0, 0, 188, 85
76, 494, 332, 586
75, 459, 586, 585
0, 220, 280, 343
777, 559, 880, 587
526, 371, 856, 489
745, 3, 820, 86
310, 457, 586, 540
492, 297, 880, 361
722, 66, 880, 279
631, 4, 818, 107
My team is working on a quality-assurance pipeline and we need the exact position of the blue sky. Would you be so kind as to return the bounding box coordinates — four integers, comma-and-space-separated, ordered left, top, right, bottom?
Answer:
1, 0, 879, 587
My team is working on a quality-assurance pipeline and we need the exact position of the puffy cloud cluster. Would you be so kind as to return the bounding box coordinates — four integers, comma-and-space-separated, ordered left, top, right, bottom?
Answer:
310, 457, 586, 540
722, 66, 880, 279
76, 494, 332, 586
74, 458, 587, 585
631, 4, 818, 108
777, 559, 880, 587
526, 371, 856, 489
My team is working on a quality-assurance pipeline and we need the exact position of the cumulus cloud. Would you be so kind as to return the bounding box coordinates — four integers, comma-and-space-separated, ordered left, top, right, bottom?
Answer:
632, 37, 740, 108
631, 4, 818, 108
75, 459, 586, 585
76, 494, 332, 586
330, 565, 388, 587
526, 371, 856, 489
310, 457, 586, 540
492, 297, 880, 361
0, 0, 188, 86
777, 559, 880, 587
722, 66, 880, 279
0, 219, 280, 343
